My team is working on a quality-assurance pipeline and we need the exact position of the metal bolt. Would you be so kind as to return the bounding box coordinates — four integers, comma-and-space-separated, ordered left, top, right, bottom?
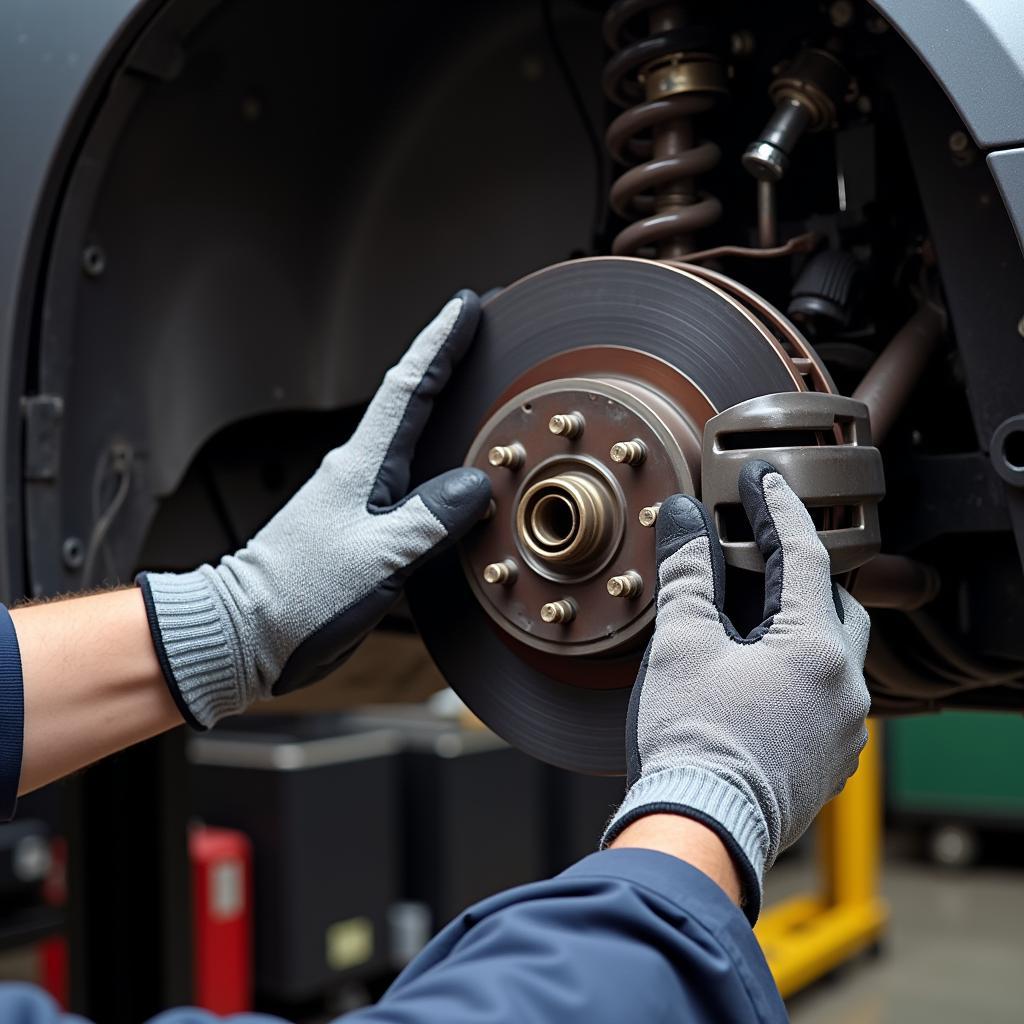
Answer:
541, 598, 576, 624
638, 503, 662, 527
948, 131, 969, 154
82, 244, 106, 277
610, 439, 647, 466
487, 443, 525, 469
607, 571, 643, 599
548, 412, 585, 439
829, 0, 853, 28
62, 536, 85, 570
730, 30, 755, 57
483, 559, 518, 585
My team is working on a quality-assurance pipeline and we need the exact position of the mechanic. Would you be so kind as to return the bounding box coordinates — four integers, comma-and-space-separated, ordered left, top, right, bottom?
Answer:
0, 291, 871, 1024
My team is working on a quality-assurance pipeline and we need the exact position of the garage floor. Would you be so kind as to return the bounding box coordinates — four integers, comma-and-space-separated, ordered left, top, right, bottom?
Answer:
766, 853, 1024, 1024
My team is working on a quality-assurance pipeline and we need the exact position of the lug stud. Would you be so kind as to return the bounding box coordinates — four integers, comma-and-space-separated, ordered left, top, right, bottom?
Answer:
610, 439, 647, 466
541, 598, 577, 624
548, 412, 585, 439
488, 443, 526, 469
638, 503, 662, 527
607, 571, 643, 599
483, 559, 518, 585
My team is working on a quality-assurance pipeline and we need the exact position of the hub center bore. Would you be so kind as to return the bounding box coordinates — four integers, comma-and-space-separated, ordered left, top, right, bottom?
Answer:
517, 469, 617, 572
528, 491, 576, 549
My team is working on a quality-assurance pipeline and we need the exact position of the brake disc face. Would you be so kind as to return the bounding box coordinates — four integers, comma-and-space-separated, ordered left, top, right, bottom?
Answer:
408, 257, 832, 774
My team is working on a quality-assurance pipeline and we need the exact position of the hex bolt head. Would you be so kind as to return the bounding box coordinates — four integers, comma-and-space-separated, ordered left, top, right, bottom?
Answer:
610, 439, 647, 466
607, 571, 643, 599
541, 598, 577, 624
483, 559, 518, 585
548, 412, 585, 439
487, 443, 526, 469
638, 503, 662, 527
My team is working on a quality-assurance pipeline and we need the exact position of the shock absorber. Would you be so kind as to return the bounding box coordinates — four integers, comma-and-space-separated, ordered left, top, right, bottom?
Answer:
602, 0, 728, 258
742, 48, 852, 247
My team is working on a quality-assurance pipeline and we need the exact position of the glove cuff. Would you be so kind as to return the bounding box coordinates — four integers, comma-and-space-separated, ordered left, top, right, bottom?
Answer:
601, 765, 768, 924
137, 568, 247, 729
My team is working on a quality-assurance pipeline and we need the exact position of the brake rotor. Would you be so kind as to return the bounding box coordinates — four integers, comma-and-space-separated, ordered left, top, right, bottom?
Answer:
408, 257, 833, 774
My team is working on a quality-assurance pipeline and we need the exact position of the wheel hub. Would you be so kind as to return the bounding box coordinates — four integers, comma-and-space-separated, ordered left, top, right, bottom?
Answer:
462, 360, 708, 659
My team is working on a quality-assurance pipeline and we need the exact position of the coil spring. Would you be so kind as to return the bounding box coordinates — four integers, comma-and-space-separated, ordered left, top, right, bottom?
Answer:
603, 0, 726, 258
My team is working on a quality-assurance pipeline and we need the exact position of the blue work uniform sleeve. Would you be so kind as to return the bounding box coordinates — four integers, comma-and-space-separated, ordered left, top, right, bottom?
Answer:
0, 850, 785, 1024
362, 848, 786, 1024
0, 986, 279, 1024
0, 604, 25, 821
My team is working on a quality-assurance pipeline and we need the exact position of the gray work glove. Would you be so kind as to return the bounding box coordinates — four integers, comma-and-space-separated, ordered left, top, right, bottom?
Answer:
602, 460, 871, 923
138, 291, 491, 728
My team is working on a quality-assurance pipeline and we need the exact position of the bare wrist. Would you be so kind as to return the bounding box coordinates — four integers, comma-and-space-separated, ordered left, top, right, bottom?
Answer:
609, 813, 743, 907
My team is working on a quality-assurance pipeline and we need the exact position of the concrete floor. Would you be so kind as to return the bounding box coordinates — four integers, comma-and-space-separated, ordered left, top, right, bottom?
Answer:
766, 855, 1024, 1024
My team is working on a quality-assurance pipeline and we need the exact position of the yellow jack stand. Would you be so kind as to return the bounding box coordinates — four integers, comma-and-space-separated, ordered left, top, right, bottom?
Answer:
755, 720, 888, 998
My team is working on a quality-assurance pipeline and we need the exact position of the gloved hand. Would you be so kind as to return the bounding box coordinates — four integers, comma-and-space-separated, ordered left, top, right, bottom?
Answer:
602, 460, 871, 922
138, 291, 491, 728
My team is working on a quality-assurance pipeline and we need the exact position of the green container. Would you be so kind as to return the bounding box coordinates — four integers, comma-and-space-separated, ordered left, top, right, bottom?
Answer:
887, 711, 1024, 824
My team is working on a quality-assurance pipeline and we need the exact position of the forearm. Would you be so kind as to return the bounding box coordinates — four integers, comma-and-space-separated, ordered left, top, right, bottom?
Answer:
609, 813, 743, 907
13, 588, 182, 795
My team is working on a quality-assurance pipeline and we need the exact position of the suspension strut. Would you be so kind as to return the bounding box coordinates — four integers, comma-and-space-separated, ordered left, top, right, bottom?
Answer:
602, 0, 728, 258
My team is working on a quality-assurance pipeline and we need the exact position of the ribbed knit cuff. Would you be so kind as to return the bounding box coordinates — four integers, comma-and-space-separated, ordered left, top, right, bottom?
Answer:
137, 568, 246, 730
601, 766, 768, 924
